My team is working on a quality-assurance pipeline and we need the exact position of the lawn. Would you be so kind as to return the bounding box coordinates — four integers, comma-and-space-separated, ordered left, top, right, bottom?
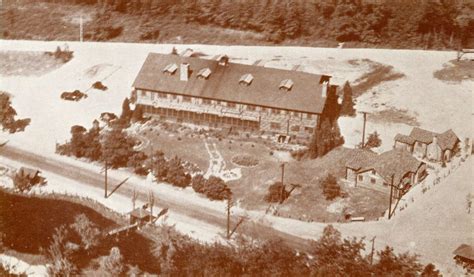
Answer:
136, 123, 389, 222
433, 59, 474, 83
0, 51, 69, 77
0, 189, 160, 274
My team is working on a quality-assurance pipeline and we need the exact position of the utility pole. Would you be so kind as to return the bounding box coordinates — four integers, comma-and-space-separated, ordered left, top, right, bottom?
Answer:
369, 236, 376, 265
388, 174, 394, 219
280, 163, 285, 203
226, 197, 232, 239
79, 15, 83, 42
361, 111, 368, 147
104, 160, 108, 198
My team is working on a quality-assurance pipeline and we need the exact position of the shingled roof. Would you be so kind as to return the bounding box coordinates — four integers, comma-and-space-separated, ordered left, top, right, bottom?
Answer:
453, 244, 474, 260
345, 149, 378, 171
394, 134, 415, 145
375, 149, 423, 185
132, 53, 331, 114
409, 127, 437, 144
437, 129, 459, 151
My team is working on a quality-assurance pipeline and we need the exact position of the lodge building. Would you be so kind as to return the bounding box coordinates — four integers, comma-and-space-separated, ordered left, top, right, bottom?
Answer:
131, 52, 339, 142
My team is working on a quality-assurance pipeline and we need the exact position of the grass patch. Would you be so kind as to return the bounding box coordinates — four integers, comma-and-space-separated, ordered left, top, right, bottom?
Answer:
0, 51, 69, 77
0, 189, 159, 274
368, 107, 420, 126
433, 59, 474, 83
352, 59, 405, 97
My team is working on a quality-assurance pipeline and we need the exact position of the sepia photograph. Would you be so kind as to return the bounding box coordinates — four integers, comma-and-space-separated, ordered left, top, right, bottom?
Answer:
0, 0, 473, 276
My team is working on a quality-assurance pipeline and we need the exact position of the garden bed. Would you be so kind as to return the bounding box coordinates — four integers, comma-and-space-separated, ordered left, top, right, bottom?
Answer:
231, 154, 259, 167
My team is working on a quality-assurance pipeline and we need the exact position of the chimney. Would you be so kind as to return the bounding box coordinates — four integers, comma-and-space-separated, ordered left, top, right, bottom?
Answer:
322, 81, 328, 98
180, 63, 189, 81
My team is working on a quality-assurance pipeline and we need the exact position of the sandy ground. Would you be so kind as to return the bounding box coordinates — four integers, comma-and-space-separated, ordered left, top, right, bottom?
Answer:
1, 40, 473, 274
0, 254, 48, 276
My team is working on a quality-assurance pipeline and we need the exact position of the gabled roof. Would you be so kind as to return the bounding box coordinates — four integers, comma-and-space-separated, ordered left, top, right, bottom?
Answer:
394, 134, 415, 145
437, 129, 459, 151
133, 53, 330, 114
345, 149, 378, 171
375, 149, 423, 185
409, 127, 436, 144
453, 244, 474, 260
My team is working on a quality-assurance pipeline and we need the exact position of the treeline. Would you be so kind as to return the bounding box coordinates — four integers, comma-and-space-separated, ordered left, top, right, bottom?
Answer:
15, 0, 474, 49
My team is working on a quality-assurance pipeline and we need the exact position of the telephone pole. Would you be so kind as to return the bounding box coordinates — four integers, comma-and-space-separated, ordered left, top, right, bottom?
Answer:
369, 236, 376, 265
280, 163, 285, 203
388, 174, 394, 219
361, 111, 368, 147
226, 197, 232, 239
104, 160, 108, 198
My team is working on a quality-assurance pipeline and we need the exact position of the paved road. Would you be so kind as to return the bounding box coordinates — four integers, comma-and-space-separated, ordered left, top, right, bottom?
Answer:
0, 145, 314, 252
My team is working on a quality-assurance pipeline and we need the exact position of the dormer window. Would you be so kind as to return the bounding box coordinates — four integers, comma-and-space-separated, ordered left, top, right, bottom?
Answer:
217, 55, 229, 66
197, 68, 212, 79
239, 74, 253, 86
163, 63, 178, 74
279, 79, 294, 91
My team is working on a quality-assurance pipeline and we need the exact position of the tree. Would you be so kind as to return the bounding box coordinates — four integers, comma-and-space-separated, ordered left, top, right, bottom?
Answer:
47, 226, 76, 276
421, 263, 441, 277
127, 151, 148, 175
365, 131, 382, 149
131, 105, 144, 123
373, 246, 423, 276
191, 174, 206, 193
102, 127, 136, 168
204, 176, 231, 200
120, 97, 132, 123
311, 225, 369, 276
98, 247, 124, 276
321, 174, 341, 201
70, 214, 100, 251
340, 81, 356, 116
164, 156, 191, 188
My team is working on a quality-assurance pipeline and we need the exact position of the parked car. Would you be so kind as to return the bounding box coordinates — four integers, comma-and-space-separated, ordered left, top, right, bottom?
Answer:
92, 81, 108, 91
61, 90, 87, 101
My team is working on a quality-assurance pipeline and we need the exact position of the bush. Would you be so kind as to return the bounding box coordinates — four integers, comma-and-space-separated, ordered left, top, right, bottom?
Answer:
191, 175, 231, 201
321, 174, 341, 201
265, 182, 289, 203
231, 154, 259, 167
13, 170, 34, 192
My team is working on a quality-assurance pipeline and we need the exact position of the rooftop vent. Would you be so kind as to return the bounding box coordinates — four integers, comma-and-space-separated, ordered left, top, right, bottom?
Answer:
217, 54, 229, 66
163, 63, 178, 74
239, 73, 254, 85
279, 79, 294, 91
181, 48, 194, 57
197, 68, 212, 79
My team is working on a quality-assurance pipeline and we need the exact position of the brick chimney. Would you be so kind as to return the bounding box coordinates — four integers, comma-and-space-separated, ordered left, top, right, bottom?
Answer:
180, 63, 189, 81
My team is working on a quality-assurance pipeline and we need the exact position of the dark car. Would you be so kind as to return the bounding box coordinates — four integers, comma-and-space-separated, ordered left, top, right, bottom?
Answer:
92, 81, 108, 91
61, 90, 88, 101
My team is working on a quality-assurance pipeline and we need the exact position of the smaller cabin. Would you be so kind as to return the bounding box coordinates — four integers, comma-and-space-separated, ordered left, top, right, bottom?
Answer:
453, 244, 474, 268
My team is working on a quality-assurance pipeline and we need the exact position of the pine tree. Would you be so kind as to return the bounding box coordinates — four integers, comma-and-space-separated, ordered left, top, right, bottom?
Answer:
340, 81, 356, 116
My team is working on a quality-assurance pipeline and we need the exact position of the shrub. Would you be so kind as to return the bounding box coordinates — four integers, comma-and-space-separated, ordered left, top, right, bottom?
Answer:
265, 182, 289, 203
191, 175, 231, 200
232, 154, 259, 167
13, 169, 34, 192
321, 174, 341, 200
365, 131, 382, 149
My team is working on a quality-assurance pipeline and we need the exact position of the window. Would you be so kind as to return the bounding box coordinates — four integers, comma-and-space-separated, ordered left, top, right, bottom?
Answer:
150, 92, 155, 100
158, 92, 167, 98
220, 101, 227, 106
307, 113, 313, 119
272, 109, 280, 115
261, 107, 267, 113
202, 99, 212, 105
305, 127, 313, 133
183, 96, 192, 102
293, 112, 300, 117
371, 178, 376, 184
171, 94, 177, 100
270, 122, 280, 130
291, 125, 300, 132
372, 170, 375, 174
417, 142, 423, 147
247, 105, 256, 111
227, 102, 236, 108
141, 90, 146, 97
358, 175, 363, 181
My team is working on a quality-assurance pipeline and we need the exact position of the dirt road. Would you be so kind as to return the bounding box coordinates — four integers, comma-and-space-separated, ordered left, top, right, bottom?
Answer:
0, 144, 313, 252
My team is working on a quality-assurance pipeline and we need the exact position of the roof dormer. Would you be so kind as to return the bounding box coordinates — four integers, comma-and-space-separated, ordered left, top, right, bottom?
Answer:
239, 73, 253, 86
279, 79, 294, 91
163, 63, 178, 74
197, 68, 212, 79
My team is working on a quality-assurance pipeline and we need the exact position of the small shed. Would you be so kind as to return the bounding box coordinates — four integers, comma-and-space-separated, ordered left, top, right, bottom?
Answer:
129, 207, 153, 227
453, 244, 474, 265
